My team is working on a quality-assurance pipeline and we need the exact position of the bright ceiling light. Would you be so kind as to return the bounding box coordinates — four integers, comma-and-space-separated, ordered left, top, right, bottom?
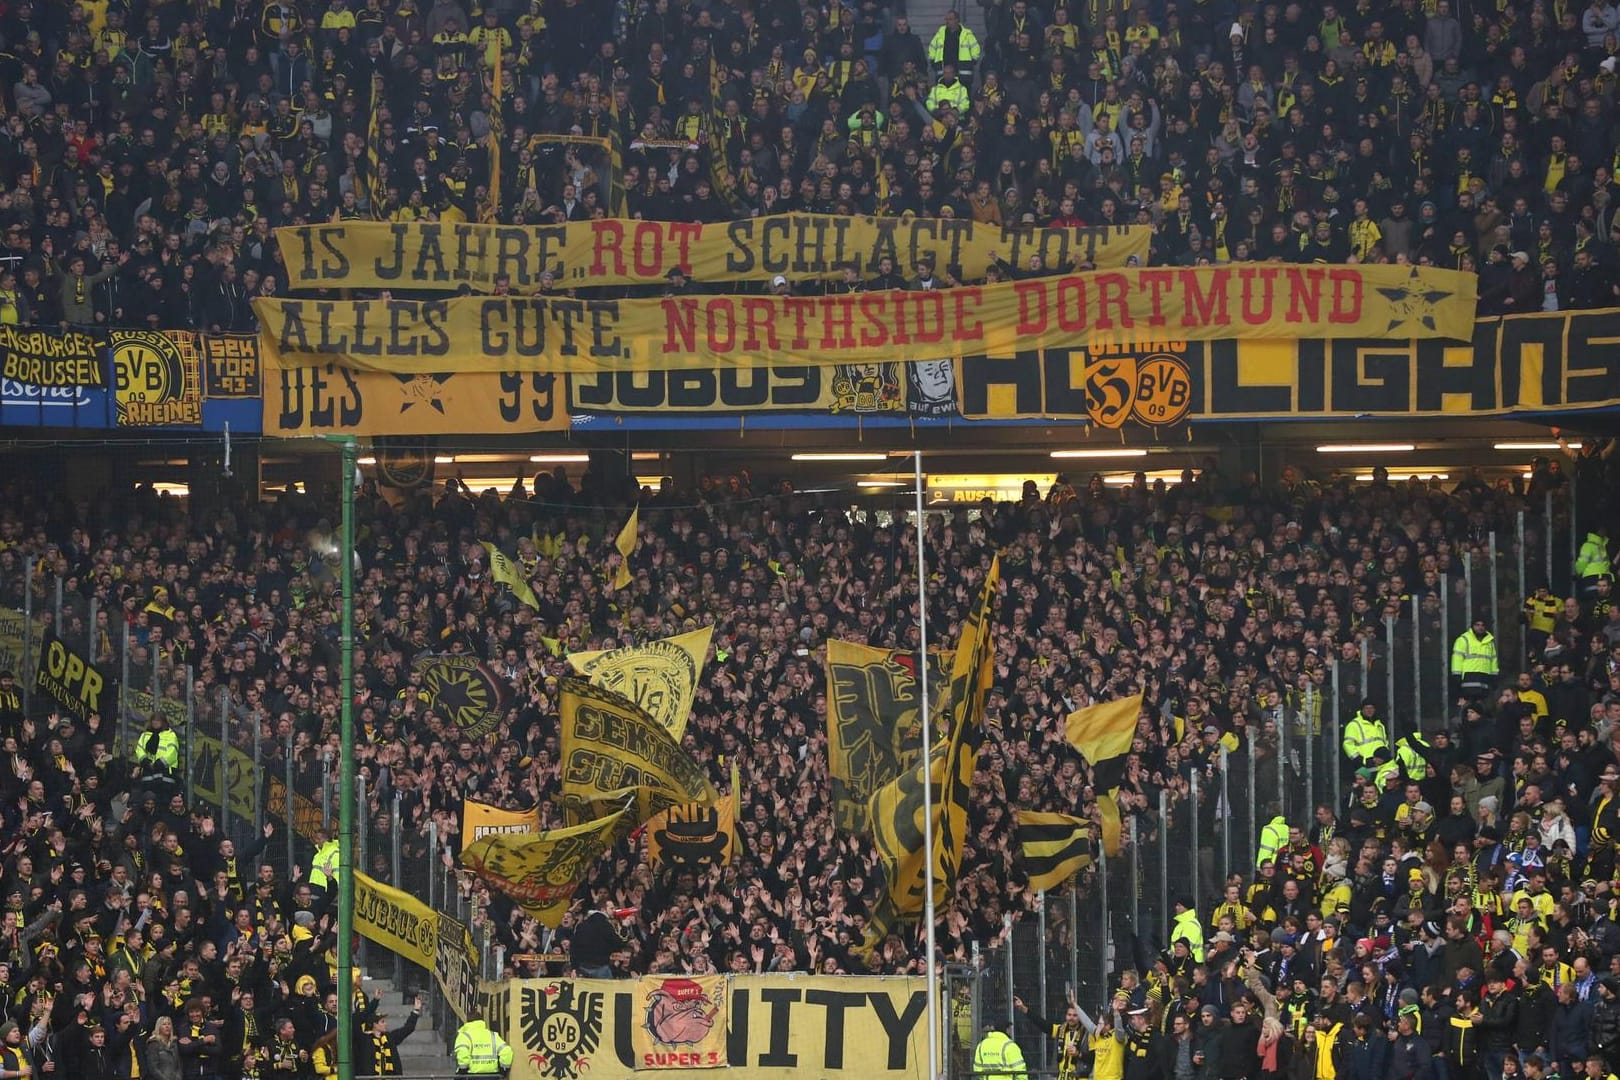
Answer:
1049, 448, 1150, 459
1317, 444, 1415, 453
1493, 441, 1582, 451
356, 456, 377, 465
433, 455, 456, 464
529, 454, 590, 463
857, 480, 904, 487
1355, 472, 1449, 481
791, 453, 889, 462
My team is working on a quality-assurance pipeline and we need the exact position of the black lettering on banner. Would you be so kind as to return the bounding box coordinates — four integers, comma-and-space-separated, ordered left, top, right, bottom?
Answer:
202, 335, 262, 398
277, 363, 363, 431
803, 990, 864, 1069
958, 353, 1043, 417
758, 988, 799, 1068
1563, 308, 1620, 406
497, 372, 556, 424
1329, 342, 1412, 414
34, 631, 109, 718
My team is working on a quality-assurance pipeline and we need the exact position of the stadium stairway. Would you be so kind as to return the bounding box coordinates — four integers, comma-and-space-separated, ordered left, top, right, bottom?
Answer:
361, 975, 456, 1075
902, 0, 988, 53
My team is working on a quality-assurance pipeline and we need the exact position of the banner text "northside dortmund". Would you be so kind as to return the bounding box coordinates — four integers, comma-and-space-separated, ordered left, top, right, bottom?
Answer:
253, 265, 1477, 375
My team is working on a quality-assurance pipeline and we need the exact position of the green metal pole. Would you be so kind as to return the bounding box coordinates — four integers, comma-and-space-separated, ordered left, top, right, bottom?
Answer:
334, 436, 357, 1080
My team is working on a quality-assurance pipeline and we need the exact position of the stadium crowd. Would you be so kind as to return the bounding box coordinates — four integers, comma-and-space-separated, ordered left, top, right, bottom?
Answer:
1, 439, 1619, 1079
2, 0, 1620, 327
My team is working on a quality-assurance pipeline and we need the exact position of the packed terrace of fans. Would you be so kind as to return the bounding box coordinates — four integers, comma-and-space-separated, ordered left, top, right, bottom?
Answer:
1, 445, 1618, 1076
2, 0, 1620, 329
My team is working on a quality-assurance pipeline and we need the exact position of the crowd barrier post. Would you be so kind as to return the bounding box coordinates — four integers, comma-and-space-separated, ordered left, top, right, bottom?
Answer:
21, 555, 34, 715
283, 732, 296, 870
391, 790, 404, 988
1517, 512, 1529, 663
1489, 532, 1500, 636
1439, 582, 1452, 716
183, 664, 195, 806
426, 819, 440, 1029
53, 574, 62, 638
1095, 857, 1108, 1009
1189, 768, 1201, 905
1219, 747, 1231, 884
493, 942, 506, 982
87, 597, 98, 663
1569, 476, 1579, 581
1245, 749, 1257, 866
357, 771, 369, 969
150, 643, 160, 711
1545, 491, 1555, 589
1410, 596, 1423, 731
1002, 913, 1014, 1033
1383, 616, 1397, 745
1465, 550, 1476, 624
218, 690, 230, 834
1127, 815, 1140, 930
1359, 638, 1370, 700
252, 709, 264, 838
1303, 685, 1316, 823
322, 754, 333, 830
1275, 706, 1285, 821
1157, 789, 1169, 933
117, 621, 130, 756
1036, 890, 1048, 1074
1069, 878, 1080, 1002
1330, 659, 1342, 811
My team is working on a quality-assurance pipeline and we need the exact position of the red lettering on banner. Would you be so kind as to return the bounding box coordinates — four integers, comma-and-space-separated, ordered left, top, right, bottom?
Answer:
892, 294, 912, 345
1328, 270, 1364, 323
661, 299, 697, 354
707, 299, 736, 352
592, 221, 626, 276
1140, 270, 1175, 325
741, 298, 778, 351
631, 223, 664, 277
821, 295, 857, 349
951, 290, 984, 342
1055, 278, 1088, 332
782, 297, 816, 349
1095, 273, 1133, 331
1179, 270, 1230, 328
1285, 267, 1324, 322
912, 292, 945, 343
1238, 267, 1277, 325
858, 294, 890, 347
1014, 281, 1048, 334
669, 222, 702, 274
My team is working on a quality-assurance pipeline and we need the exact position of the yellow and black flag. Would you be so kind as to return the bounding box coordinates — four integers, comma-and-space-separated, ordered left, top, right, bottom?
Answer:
1015, 811, 1097, 892
825, 641, 952, 833
367, 71, 387, 218
605, 87, 627, 217
612, 507, 638, 590
1064, 694, 1143, 793
483, 49, 503, 222
462, 807, 627, 927
560, 677, 715, 826
646, 761, 738, 872
481, 541, 539, 609
865, 556, 999, 947
705, 56, 740, 212
413, 654, 507, 739
568, 626, 713, 738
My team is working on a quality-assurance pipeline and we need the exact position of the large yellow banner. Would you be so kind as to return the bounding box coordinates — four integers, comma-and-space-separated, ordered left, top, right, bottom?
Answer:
461, 798, 541, 854
567, 627, 713, 739
488, 975, 928, 1080
253, 265, 1478, 375
353, 871, 438, 970
461, 808, 627, 927
264, 361, 568, 436
824, 642, 951, 834
276, 217, 1151, 291
560, 677, 716, 825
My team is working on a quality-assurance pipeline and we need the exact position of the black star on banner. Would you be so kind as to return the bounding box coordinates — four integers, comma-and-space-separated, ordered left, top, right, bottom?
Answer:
393, 373, 454, 414
1376, 267, 1456, 334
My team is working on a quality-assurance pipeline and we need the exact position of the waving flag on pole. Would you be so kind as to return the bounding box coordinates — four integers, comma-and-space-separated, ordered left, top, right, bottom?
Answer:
483, 51, 503, 222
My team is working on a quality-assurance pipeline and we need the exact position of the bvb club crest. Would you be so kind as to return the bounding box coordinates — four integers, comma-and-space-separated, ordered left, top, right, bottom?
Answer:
520, 983, 604, 1080
1083, 351, 1193, 430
